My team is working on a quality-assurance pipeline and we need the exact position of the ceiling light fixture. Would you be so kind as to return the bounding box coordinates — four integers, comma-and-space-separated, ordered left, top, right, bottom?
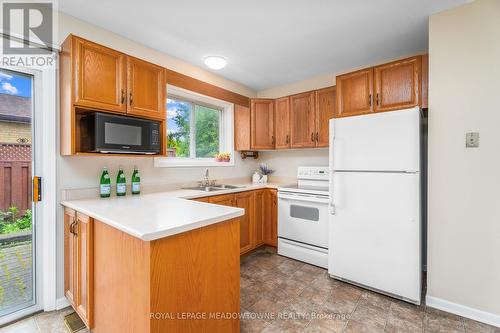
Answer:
204, 56, 227, 70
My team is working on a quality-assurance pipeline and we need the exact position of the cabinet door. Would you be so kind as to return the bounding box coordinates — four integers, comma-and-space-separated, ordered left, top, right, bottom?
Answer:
290, 92, 316, 148
234, 192, 255, 255
64, 208, 77, 309
73, 37, 127, 113
192, 197, 210, 203
234, 105, 251, 151
315, 87, 336, 147
253, 190, 265, 247
274, 97, 290, 149
208, 194, 235, 207
127, 57, 166, 119
76, 213, 93, 328
263, 189, 278, 247
336, 68, 373, 118
251, 99, 275, 150
374, 56, 421, 112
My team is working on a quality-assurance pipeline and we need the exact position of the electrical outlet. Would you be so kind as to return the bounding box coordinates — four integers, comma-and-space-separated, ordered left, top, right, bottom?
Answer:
466, 132, 479, 148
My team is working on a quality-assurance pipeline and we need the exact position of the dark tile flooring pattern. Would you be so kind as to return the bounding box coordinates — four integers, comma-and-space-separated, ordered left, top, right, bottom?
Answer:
241, 248, 500, 333
1, 247, 499, 332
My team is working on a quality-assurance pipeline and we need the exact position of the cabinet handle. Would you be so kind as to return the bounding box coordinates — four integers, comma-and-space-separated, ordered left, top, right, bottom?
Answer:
369, 94, 372, 107
271, 136, 275, 145
315, 132, 319, 142
376, 93, 379, 106
73, 220, 78, 237
311, 132, 315, 142
286, 135, 289, 144
129, 92, 133, 106
121, 89, 125, 104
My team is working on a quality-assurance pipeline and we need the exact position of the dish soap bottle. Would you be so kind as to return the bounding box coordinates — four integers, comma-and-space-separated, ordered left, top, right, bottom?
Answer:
131, 166, 140, 195
99, 166, 111, 198
116, 166, 127, 196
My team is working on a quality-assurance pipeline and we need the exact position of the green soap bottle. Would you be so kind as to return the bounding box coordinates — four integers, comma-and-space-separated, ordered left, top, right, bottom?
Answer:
99, 166, 111, 198
131, 166, 140, 195
116, 166, 127, 196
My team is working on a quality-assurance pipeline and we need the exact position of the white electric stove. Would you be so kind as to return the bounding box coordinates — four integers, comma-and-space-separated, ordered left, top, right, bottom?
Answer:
277, 166, 330, 268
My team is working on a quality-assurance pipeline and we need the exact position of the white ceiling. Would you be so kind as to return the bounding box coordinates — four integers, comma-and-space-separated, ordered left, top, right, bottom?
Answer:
60, 0, 468, 91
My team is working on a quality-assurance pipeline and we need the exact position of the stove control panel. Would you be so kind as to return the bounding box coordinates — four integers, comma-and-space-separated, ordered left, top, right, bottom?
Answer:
297, 166, 329, 180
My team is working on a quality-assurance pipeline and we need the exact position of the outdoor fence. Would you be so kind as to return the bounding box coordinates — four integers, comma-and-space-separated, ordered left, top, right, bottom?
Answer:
0, 144, 32, 215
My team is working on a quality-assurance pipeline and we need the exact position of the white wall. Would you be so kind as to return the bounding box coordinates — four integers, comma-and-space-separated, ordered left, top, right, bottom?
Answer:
427, 0, 500, 323
260, 149, 329, 179
55, 13, 259, 300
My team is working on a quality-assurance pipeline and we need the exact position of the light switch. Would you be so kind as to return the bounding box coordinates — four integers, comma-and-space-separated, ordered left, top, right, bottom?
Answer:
466, 132, 479, 148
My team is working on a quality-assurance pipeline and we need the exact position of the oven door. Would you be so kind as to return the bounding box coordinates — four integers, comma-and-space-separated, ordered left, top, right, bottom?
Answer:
278, 192, 329, 248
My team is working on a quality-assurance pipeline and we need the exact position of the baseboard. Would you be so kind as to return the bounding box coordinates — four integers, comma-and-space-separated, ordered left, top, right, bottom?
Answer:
426, 296, 500, 328
55, 297, 70, 310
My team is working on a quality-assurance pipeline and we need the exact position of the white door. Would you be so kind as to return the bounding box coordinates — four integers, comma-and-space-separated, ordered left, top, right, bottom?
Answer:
329, 171, 421, 303
331, 107, 420, 172
278, 193, 329, 248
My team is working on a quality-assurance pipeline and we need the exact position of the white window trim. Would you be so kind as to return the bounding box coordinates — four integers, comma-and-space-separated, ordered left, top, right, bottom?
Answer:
155, 86, 235, 168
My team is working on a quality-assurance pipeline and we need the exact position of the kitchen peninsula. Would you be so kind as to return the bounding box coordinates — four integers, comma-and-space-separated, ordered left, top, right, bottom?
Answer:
61, 192, 244, 333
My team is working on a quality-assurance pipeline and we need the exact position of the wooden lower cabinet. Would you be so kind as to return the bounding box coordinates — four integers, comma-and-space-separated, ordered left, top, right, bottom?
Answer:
206, 189, 277, 254
253, 190, 265, 247
64, 208, 93, 328
263, 189, 278, 247
234, 191, 255, 255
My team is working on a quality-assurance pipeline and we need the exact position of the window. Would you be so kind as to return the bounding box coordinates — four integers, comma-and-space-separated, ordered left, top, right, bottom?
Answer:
155, 86, 234, 167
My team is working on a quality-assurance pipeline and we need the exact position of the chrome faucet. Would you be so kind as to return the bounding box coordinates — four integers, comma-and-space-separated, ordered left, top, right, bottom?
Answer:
201, 168, 210, 186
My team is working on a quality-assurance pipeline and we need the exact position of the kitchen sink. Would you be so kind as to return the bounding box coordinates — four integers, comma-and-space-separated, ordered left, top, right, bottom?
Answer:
211, 184, 244, 189
182, 184, 245, 192
182, 186, 224, 192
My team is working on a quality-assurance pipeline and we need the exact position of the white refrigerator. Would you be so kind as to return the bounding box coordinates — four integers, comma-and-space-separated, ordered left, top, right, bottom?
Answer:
328, 107, 421, 304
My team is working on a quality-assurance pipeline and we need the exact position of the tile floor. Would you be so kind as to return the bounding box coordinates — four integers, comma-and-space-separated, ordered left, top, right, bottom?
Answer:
1, 247, 498, 333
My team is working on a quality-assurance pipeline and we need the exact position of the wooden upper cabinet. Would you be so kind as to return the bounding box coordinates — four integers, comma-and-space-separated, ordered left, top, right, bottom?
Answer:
127, 57, 166, 119
290, 92, 316, 148
274, 97, 290, 149
315, 87, 336, 147
374, 56, 421, 112
251, 99, 275, 150
73, 37, 127, 113
234, 105, 251, 151
336, 68, 373, 118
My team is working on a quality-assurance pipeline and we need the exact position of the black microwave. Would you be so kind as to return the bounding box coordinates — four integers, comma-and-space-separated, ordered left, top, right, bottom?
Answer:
80, 112, 161, 154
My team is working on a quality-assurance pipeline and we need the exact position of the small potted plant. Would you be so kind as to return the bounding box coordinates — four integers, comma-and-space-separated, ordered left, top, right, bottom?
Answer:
215, 152, 231, 162
258, 163, 275, 183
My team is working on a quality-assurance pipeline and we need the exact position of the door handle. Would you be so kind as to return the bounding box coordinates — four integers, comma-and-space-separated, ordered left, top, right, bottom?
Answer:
33, 176, 42, 202
286, 135, 289, 144
271, 136, 276, 145
315, 132, 319, 142
376, 93, 379, 106
129, 91, 133, 105
369, 94, 372, 107
121, 89, 125, 104
311, 132, 315, 142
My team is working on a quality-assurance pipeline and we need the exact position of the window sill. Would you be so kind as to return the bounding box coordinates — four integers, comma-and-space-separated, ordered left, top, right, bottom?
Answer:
154, 157, 235, 168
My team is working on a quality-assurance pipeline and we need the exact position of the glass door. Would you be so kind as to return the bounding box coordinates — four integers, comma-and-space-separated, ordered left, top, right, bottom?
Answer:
0, 68, 38, 319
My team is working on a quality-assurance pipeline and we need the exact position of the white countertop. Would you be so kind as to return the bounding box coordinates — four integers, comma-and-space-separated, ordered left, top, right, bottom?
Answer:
60, 182, 293, 241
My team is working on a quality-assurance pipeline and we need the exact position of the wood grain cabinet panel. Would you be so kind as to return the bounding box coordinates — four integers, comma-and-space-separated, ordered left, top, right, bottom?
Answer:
234, 105, 251, 151
64, 208, 77, 309
374, 56, 421, 112
263, 189, 278, 247
274, 97, 290, 149
253, 190, 265, 247
127, 58, 166, 119
336, 68, 373, 118
235, 191, 255, 255
290, 92, 316, 148
73, 37, 127, 113
75, 213, 93, 328
315, 87, 336, 147
208, 194, 235, 206
251, 99, 275, 150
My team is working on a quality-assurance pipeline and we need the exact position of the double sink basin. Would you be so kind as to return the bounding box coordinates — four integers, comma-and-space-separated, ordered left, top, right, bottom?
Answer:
182, 184, 245, 192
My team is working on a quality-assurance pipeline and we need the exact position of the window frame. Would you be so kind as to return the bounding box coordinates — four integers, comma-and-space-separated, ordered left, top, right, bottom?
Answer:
155, 85, 235, 168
